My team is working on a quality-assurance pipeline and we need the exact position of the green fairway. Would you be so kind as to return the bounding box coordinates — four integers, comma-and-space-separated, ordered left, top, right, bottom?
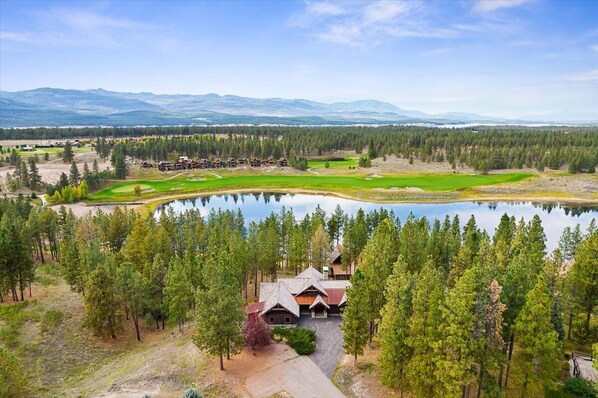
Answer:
89, 172, 533, 202
17, 146, 92, 156
308, 157, 358, 168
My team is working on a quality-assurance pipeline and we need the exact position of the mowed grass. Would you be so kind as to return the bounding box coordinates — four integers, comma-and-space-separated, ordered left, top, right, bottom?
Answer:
89, 172, 532, 202
308, 157, 358, 168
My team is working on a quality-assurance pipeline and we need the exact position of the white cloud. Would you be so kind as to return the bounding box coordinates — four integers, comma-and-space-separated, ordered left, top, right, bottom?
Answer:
472, 0, 533, 13
566, 70, 598, 81
306, 1, 347, 17
293, 0, 462, 46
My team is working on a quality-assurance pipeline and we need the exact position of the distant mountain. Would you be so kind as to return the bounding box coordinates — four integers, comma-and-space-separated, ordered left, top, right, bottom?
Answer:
0, 88, 596, 128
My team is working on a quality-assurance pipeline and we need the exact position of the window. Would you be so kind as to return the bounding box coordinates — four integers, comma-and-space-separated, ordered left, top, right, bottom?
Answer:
285, 316, 291, 323
269, 317, 275, 323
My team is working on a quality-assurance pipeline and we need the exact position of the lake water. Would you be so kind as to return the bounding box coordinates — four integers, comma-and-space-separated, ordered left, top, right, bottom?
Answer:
156, 193, 598, 251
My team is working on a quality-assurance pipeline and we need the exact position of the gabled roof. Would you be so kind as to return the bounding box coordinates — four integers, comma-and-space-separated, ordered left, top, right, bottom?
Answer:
296, 266, 324, 281
297, 277, 328, 297
309, 294, 330, 310
330, 243, 342, 263
260, 281, 300, 318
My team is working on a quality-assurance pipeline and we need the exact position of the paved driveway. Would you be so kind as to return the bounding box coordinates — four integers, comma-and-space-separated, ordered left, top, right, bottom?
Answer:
245, 356, 345, 398
297, 317, 344, 378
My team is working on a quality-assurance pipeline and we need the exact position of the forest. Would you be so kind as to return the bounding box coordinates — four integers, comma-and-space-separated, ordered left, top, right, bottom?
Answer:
0, 193, 597, 397
3, 126, 598, 173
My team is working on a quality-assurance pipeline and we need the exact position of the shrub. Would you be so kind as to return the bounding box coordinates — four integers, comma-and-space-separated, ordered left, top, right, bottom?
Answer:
181, 388, 203, 398
563, 377, 597, 398
272, 327, 316, 355
243, 313, 271, 349
134, 184, 141, 196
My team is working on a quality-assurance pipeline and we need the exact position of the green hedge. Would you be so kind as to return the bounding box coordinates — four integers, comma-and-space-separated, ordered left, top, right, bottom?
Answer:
272, 326, 316, 355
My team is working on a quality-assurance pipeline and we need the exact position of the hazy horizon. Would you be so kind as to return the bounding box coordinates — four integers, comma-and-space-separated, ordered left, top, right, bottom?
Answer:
1, 0, 597, 119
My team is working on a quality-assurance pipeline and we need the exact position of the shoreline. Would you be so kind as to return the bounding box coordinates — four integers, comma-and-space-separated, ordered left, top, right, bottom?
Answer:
83, 187, 598, 215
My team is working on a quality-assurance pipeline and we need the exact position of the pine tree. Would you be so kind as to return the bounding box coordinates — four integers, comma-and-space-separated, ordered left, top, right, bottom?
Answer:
473, 279, 506, 398
62, 141, 74, 163
378, 257, 414, 395
69, 161, 80, 186
19, 162, 29, 188
164, 257, 193, 334
193, 253, 244, 370
435, 266, 480, 397
84, 262, 124, 339
310, 223, 331, 272
510, 274, 561, 397
341, 269, 369, 366
55, 173, 68, 192
28, 158, 42, 191
569, 230, 598, 342
116, 262, 146, 341
358, 218, 399, 344
406, 259, 445, 398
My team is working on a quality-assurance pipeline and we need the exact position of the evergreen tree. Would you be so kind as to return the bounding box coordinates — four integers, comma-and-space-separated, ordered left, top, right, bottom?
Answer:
116, 262, 146, 341
69, 161, 80, 186
164, 258, 193, 334
310, 223, 331, 272
378, 257, 414, 395
19, 162, 29, 188
193, 253, 244, 370
341, 269, 369, 366
510, 274, 561, 397
62, 141, 74, 163
569, 230, 598, 342
358, 218, 399, 344
406, 259, 445, 397
84, 262, 124, 339
28, 158, 42, 191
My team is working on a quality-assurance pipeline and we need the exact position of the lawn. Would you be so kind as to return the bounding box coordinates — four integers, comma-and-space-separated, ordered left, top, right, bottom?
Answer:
89, 172, 533, 202
17, 146, 92, 156
308, 157, 359, 169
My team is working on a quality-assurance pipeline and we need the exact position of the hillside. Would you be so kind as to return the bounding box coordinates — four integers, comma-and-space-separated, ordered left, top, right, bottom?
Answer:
0, 88, 531, 128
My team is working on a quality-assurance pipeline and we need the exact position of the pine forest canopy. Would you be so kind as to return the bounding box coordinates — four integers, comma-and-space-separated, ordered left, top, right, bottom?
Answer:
6, 126, 593, 173
1, 193, 597, 395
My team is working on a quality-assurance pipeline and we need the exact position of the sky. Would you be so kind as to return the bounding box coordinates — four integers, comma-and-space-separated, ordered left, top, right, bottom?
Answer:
1, 0, 597, 118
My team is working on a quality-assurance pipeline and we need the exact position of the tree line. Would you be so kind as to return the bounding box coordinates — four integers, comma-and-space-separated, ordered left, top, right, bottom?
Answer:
2, 126, 597, 172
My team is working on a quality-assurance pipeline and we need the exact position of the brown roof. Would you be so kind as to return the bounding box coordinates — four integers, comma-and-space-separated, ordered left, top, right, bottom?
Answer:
324, 288, 346, 306
246, 301, 264, 314
330, 263, 355, 276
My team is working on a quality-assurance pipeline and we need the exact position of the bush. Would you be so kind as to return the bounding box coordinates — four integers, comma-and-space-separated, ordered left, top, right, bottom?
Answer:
272, 326, 316, 355
243, 313, 271, 349
563, 377, 597, 398
181, 388, 203, 398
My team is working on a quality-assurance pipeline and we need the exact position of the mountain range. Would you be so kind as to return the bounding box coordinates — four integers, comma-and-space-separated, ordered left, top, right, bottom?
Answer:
1, 88, 596, 128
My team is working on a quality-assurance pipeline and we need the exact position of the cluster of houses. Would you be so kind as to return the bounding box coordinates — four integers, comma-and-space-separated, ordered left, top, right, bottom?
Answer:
141, 156, 289, 171
246, 244, 356, 325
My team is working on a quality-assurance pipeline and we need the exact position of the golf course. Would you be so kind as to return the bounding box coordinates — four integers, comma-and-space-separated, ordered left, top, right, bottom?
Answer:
89, 171, 534, 203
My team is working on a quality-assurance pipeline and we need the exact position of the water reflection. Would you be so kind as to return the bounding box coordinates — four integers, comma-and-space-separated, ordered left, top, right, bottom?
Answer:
156, 193, 598, 251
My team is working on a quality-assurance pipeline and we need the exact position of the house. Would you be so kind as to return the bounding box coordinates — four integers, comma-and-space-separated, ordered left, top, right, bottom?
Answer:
250, 158, 261, 167
278, 157, 289, 167
328, 243, 356, 280
227, 158, 238, 167
158, 161, 173, 171
247, 266, 350, 326
140, 161, 153, 168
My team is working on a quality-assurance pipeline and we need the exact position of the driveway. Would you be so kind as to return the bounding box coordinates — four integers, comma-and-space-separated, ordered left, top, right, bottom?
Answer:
245, 355, 345, 398
297, 317, 344, 378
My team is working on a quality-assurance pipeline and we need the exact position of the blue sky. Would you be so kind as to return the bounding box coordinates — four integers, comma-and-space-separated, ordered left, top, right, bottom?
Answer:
1, 0, 597, 118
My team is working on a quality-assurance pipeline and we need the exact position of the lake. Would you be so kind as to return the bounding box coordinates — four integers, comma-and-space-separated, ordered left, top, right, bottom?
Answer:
156, 193, 598, 251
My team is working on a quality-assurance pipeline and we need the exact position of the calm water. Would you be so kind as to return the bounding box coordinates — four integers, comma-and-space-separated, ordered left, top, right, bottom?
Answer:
156, 193, 598, 251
